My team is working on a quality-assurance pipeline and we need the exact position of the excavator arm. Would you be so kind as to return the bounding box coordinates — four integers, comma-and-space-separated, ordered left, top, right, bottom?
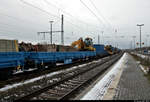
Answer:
71, 37, 95, 51
71, 38, 85, 51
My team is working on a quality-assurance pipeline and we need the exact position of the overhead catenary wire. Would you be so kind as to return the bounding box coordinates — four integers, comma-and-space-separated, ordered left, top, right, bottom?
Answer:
0, 30, 23, 38
0, 21, 43, 32
0, 0, 107, 44
19, 0, 87, 44
20, 0, 84, 32
20, 0, 60, 19
0, 7, 46, 26
0, 29, 20, 34
20, 0, 86, 44
0, 26, 38, 37
44, 0, 103, 35
19, 0, 104, 39
0, 12, 48, 30
46, 0, 103, 30
20, 0, 84, 40
44, 0, 93, 27
80, 0, 106, 29
89, 0, 114, 30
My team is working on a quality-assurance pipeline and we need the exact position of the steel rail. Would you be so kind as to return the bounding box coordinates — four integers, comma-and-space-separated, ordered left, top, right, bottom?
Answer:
14, 53, 123, 101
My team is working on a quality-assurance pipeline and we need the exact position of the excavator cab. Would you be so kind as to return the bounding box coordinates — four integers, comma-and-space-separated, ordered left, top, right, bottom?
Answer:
84, 37, 95, 51
104, 45, 113, 55
71, 37, 95, 51
84, 37, 93, 47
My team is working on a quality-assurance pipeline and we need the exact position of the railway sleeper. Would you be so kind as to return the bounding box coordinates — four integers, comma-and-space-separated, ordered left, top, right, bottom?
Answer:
58, 84, 76, 89
54, 87, 71, 92
60, 84, 68, 88
41, 90, 75, 100
40, 92, 61, 97
68, 79, 85, 83
45, 90, 67, 96
41, 95, 63, 100
64, 82, 82, 86
72, 77, 87, 81
38, 94, 61, 100
47, 89, 66, 95
54, 86, 69, 90
60, 84, 74, 89
55, 85, 73, 90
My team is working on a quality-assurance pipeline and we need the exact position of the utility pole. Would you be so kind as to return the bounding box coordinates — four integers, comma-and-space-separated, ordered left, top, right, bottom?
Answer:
130, 40, 132, 49
146, 35, 150, 47
38, 14, 64, 45
98, 34, 100, 44
50, 21, 54, 44
115, 29, 117, 48
61, 14, 64, 45
132, 36, 136, 49
137, 24, 144, 53
37, 32, 40, 43
101, 31, 104, 44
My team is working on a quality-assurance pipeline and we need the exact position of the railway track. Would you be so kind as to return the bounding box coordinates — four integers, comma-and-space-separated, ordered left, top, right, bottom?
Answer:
0, 56, 102, 88
14, 53, 123, 101
0, 54, 114, 101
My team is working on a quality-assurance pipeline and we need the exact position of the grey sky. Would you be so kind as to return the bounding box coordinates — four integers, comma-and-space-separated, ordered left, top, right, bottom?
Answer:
0, 0, 150, 49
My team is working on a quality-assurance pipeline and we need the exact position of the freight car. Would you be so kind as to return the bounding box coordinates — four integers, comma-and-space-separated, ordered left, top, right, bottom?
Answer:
0, 44, 119, 80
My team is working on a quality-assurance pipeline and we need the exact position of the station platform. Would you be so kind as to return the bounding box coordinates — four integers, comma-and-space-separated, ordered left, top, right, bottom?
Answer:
113, 53, 150, 100
80, 53, 150, 100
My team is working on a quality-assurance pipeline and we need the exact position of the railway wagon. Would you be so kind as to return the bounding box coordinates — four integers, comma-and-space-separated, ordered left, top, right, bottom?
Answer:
0, 51, 97, 79
93, 44, 109, 57
0, 52, 24, 79
0, 44, 114, 80
23, 51, 96, 70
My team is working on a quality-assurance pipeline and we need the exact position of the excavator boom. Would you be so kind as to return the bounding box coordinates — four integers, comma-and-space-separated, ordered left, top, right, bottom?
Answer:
71, 37, 95, 51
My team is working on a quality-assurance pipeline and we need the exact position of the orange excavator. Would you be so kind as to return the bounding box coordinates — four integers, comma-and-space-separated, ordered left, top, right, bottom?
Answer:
71, 37, 95, 51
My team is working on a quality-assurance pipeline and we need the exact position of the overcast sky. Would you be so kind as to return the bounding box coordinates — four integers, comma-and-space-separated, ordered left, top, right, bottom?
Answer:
0, 0, 150, 49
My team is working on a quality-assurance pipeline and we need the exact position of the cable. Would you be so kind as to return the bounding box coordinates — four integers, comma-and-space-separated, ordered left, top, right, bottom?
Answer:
0, 12, 47, 30
20, 0, 60, 19
20, 0, 83, 32
20, 0, 101, 36
44, 0, 90, 26
19, 0, 101, 42
44, 0, 102, 34
89, 0, 113, 29
0, 21, 41, 32
0, 29, 20, 36
46, 3, 86, 31
80, 0, 105, 28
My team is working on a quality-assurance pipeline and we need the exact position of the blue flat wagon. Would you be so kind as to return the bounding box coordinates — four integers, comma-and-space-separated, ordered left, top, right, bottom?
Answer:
0, 52, 24, 79
0, 44, 112, 80
24, 51, 97, 69
93, 44, 108, 57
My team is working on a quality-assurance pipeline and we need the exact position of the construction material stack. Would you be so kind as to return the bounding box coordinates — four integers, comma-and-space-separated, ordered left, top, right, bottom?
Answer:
0, 39, 19, 52
19, 42, 78, 52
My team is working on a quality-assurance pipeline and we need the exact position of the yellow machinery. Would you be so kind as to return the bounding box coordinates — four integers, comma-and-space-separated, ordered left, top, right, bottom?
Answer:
104, 45, 114, 55
71, 37, 95, 51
